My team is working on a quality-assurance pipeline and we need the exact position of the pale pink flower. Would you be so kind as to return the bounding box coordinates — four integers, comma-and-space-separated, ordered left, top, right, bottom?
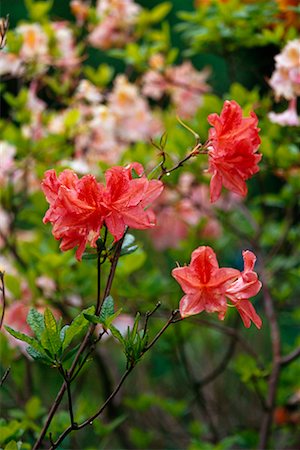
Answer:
167, 62, 211, 118
268, 98, 299, 126
142, 61, 211, 119
3, 302, 33, 354
0, 52, 24, 77
17, 24, 49, 61
150, 206, 189, 250
36, 276, 56, 298
52, 22, 79, 69
269, 39, 300, 100
0, 141, 16, 186
96, 0, 140, 23
70, 0, 89, 25
75, 80, 103, 104
142, 70, 168, 100
0, 208, 11, 248
89, 0, 140, 49
109, 75, 162, 142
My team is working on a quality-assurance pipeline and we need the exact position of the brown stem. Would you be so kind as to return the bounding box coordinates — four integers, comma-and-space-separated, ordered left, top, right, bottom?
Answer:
158, 147, 206, 181
49, 310, 179, 448
33, 240, 123, 449
258, 267, 281, 449
0, 271, 6, 330
280, 346, 300, 367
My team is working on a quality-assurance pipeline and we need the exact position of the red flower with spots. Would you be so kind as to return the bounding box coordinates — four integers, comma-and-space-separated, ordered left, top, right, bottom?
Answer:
208, 100, 262, 202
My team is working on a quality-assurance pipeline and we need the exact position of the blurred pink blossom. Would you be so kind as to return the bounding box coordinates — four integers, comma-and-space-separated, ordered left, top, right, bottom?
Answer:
0, 141, 16, 186
269, 39, 300, 100
89, 0, 140, 49
17, 23, 49, 61
268, 98, 299, 126
142, 61, 211, 118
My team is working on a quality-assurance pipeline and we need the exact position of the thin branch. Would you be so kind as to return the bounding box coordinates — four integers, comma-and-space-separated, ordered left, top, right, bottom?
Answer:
143, 309, 181, 352
280, 346, 300, 367
195, 335, 237, 388
0, 367, 10, 387
158, 147, 206, 180
49, 310, 180, 448
192, 317, 264, 368
0, 231, 26, 269
0, 15, 9, 49
258, 263, 281, 449
33, 234, 125, 449
143, 301, 161, 338
0, 271, 6, 330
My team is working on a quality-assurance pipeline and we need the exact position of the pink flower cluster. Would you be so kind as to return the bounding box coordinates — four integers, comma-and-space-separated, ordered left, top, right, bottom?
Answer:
172, 246, 262, 328
89, 0, 140, 50
142, 60, 211, 119
268, 39, 300, 126
46, 75, 161, 166
41, 163, 163, 260
0, 21, 79, 77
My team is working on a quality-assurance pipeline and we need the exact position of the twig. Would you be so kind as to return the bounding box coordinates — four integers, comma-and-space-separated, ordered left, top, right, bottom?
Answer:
158, 148, 205, 180
33, 235, 124, 449
258, 264, 281, 449
0, 367, 10, 387
280, 346, 300, 367
143, 309, 181, 352
143, 301, 161, 338
195, 335, 237, 388
0, 271, 6, 330
49, 310, 181, 448
193, 317, 264, 368
0, 15, 9, 49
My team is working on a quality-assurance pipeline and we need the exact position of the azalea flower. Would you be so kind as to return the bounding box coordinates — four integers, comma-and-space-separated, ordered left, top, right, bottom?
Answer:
172, 246, 262, 328
42, 164, 163, 259
207, 100, 262, 202
42, 169, 105, 260
225, 251, 262, 329
268, 98, 299, 126
101, 163, 164, 241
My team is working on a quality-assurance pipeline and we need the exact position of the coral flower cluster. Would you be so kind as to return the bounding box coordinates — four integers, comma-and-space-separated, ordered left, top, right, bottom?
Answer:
41, 163, 163, 260
207, 100, 262, 202
172, 246, 262, 328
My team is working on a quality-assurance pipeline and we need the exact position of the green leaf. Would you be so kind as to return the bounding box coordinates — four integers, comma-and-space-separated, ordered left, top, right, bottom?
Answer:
4, 441, 18, 450
4, 326, 46, 356
150, 2, 172, 22
26, 308, 44, 340
84, 308, 122, 328
62, 306, 95, 351
26, 346, 52, 365
82, 313, 102, 325
40, 308, 61, 357
100, 296, 114, 322
120, 235, 138, 256
109, 324, 125, 345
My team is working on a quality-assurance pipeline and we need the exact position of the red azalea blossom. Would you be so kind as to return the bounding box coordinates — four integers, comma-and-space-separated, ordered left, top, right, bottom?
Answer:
101, 163, 164, 241
208, 100, 262, 203
225, 250, 262, 329
172, 246, 262, 328
42, 169, 105, 260
42, 163, 163, 260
